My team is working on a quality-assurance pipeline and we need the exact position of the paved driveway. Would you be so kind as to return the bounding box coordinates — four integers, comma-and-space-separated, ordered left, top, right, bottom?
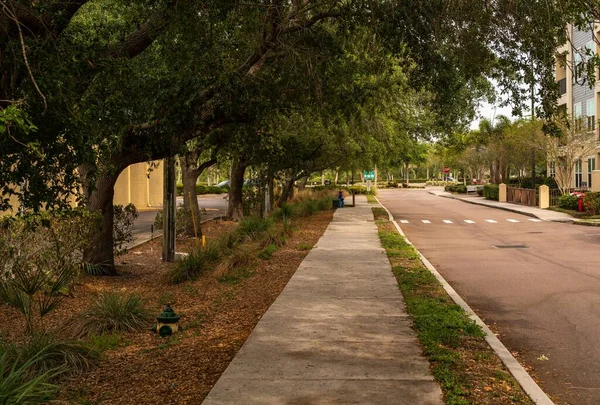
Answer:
131, 194, 228, 242
378, 189, 600, 405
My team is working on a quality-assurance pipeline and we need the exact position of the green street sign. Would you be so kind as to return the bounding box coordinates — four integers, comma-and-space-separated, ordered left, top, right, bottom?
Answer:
364, 170, 375, 180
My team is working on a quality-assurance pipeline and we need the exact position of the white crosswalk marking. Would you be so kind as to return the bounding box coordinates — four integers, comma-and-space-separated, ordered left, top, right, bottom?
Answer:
485, 219, 497, 223
528, 218, 543, 222
422, 220, 431, 224
400, 220, 409, 224
464, 220, 475, 224
507, 219, 520, 223
443, 220, 453, 224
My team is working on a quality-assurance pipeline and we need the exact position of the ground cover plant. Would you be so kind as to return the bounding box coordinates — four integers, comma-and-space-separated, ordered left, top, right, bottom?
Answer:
0, 191, 335, 404
372, 207, 534, 405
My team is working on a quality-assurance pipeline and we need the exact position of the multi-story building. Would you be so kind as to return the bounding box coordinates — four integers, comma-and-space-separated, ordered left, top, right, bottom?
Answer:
555, 24, 600, 191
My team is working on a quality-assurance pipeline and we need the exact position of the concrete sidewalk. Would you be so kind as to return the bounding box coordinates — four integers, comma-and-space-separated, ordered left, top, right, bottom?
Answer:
202, 195, 443, 405
428, 188, 574, 223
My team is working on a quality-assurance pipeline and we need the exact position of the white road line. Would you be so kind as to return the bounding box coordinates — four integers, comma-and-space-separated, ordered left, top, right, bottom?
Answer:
528, 218, 543, 222
400, 220, 409, 224
421, 220, 431, 224
507, 219, 520, 223
485, 219, 497, 223
464, 220, 475, 224
443, 220, 453, 224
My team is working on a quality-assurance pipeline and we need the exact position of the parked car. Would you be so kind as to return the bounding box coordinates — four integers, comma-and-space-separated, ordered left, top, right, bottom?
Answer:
216, 180, 230, 187
216, 179, 260, 188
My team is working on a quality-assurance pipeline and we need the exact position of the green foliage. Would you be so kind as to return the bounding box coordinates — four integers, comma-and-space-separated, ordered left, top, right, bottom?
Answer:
558, 194, 579, 211
217, 248, 256, 284
584, 192, 600, 216
64, 292, 152, 338
0, 211, 95, 333
237, 217, 273, 240
483, 184, 499, 201
87, 334, 122, 352
0, 350, 58, 404
176, 184, 227, 196
113, 203, 139, 255
258, 244, 278, 260
1, 333, 99, 377
261, 228, 287, 248
476, 188, 484, 197
167, 244, 221, 284
296, 243, 313, 251
445, 184, 467, 194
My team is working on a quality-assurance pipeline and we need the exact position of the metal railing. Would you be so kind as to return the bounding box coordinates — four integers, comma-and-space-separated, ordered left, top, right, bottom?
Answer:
507, 187, 536, 207
549, 188, 562, 207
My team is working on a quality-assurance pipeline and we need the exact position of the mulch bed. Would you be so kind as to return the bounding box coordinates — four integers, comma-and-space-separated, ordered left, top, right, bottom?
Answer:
1, 211, 333, 404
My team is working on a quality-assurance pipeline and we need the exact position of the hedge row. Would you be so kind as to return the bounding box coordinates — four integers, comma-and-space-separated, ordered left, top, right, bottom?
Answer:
483, 184, 499, 201
444, 184, 467, 193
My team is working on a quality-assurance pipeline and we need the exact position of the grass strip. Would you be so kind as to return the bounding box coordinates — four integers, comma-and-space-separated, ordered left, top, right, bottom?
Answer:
366, 194, 378, 204
372, 207, 534, 405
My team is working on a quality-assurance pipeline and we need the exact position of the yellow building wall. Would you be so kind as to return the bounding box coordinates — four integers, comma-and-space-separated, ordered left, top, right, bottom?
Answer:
147, 161, 163, 207
129, 164, 148, 207
113, 167, 130, 206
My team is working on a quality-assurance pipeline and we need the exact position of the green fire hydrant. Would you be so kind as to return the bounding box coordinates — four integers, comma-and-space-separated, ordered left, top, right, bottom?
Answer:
151, 304, 181, 337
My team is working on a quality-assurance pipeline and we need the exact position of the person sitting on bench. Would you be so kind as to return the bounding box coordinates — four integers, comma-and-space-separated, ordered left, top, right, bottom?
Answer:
338, 191, 345, 208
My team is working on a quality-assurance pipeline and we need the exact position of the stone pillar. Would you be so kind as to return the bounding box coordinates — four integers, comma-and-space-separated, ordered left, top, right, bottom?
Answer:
592, 170, 600, 192
499, 183, 507, 202
539, 185, 550, 209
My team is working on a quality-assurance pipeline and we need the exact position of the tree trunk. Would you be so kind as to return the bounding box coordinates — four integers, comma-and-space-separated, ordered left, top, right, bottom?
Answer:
278, 172, 296, 206
334, 171, 339, 184
227, 157, 247, 219
299, 175, 309, 190
180, 154, 202, 237
82, 169, 121, 275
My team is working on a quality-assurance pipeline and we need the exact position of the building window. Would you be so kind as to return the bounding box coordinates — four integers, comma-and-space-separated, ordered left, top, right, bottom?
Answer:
575, 102, 583, 130
574, 50, 585, 83
587, 98, 596, 130
549, 161, 556, 178
576, 159, 583, 188
589, 157, 596, 188
586, 41, 596, 55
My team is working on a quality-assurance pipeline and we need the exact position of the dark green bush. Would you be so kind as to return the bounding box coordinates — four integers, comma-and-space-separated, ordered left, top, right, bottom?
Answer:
558, 194, 579, 211
483, 184, 499, 201
176, 184, 228, 196
167, 244, 222, 284
258, 244, 278, 260
454, 184, 467, 193
64, 292, 152, 337
583, 192, 600, 215
237, 217, 273, 240
476, 188, 484, 197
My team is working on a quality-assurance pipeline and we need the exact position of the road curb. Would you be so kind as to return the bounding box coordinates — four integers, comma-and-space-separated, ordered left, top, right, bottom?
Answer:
375, 196, 555, 405
429, 191, 574, 223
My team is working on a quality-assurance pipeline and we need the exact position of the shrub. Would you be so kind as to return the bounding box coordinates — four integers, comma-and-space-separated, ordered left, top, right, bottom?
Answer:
476, 188, 484, 197
297, 199, 320, 216
483, 184, 499, 201
0, 211, 95, 333
64, 292, 152, 338
113, 203, 138, 255
454, 184, 467, 194
0, 350, 58, 404
583, 192, 600, 215
258, 244, 278, 260
558, 194, 579, 211
237, 217, 273, 240
1, 333, 99, 376
167, 244, 221, 284
216, 247, 256, 284
261, 228, 287, 248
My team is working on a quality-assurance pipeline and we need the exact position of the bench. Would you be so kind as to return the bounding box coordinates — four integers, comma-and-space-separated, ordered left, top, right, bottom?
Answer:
467, 185, 483, 193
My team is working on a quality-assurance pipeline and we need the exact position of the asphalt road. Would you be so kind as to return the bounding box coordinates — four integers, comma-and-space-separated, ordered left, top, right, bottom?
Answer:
378, 189, 600, 405
131, 194, 228, 242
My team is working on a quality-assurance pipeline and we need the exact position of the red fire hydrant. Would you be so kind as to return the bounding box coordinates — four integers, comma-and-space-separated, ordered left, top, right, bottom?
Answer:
578, 197, 584, 212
